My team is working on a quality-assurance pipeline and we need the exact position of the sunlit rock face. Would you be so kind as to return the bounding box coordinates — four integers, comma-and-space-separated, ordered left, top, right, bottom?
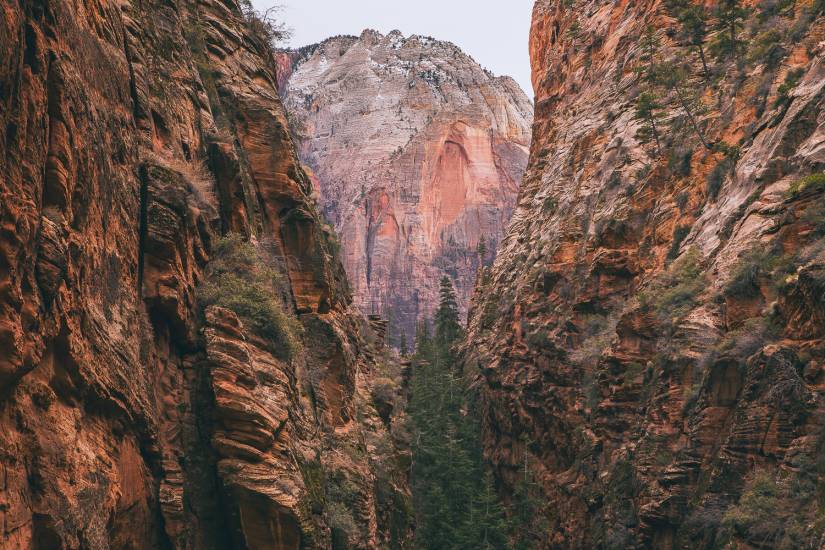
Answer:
282, 30, 533, 344
464, 0, 825, 547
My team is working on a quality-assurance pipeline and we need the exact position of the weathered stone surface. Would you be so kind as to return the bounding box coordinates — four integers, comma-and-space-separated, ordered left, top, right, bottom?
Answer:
465, 1, 825, 547
0, 0, 411, 548
282, 31, 533, 343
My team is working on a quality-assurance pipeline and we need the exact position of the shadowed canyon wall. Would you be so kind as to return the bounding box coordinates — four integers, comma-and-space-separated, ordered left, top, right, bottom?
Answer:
465, 0, 825, 548
281, 31, 533, 345
0, 0, 412, 547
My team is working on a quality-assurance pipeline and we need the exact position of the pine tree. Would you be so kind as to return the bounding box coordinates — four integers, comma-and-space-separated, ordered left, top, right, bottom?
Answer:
473, 471, 510, 549
435, 276, 462, 348
510, 449, 548, 550
408, 277, 511, 549
634, 92, 663, 156
666, 1, 711, 80
657, 61, 712, 150
414, 319, 433, 360
634, 26, 665, 157
477, 235, 488, 265
637, 25, 660, 86
712, 0, 749, 60
399, 332, 408, 356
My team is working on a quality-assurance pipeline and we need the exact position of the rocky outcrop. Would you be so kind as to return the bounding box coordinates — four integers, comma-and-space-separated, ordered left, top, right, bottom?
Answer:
281, 31, 533, 344
466, 1, 825, 548
0, 0, 411, 548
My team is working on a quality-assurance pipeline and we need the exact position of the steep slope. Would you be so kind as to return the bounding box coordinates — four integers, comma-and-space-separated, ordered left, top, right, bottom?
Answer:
281, 31, 533, 345
465, 1, 825, 548
0, 1, 411, 548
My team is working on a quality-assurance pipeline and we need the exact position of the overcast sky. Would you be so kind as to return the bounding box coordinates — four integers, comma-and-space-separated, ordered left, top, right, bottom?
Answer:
253, 0, 535, 97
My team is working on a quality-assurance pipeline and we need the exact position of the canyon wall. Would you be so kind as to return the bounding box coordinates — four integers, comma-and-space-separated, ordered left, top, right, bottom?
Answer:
0, 0, 411, 548
465, 0, 825, 548
281, 31, 533, 345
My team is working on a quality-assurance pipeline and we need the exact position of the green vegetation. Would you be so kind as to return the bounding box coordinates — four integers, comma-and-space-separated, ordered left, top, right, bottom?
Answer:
198, 233, 302, 359
668, 147, 693, 177
675, 191, 690, 212
711, 0, 749, 60
239, 0, 290, 49
665, 0, 711, 79
510, 445, 549, 549
723, 246, 796, 299
786, 172, 825, 199
409, 276, 516, 549
801, 201, 825, 237
773, 68, 805, 109
748, 29, 787, 70
706, 156, 734, 201
719, 467, 825, 549
667, 225, 691, 261
542, 196, 558, 214
640, 249, 705, 322
634, 92, 663, 156
477, 235, 488, 264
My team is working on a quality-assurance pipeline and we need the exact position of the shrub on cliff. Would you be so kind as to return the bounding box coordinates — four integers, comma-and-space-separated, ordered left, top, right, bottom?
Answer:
719, 469, 823, 548
724, 247, 795, 298
801, 201, 825, 237
641, 249, 705, 322
786, 172, 825, 199
667, 225, 691, 261
198, 233, 301, 359
239, 1, 290, 49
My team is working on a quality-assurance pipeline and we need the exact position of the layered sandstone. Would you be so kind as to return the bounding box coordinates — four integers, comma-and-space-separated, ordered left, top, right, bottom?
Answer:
0, 1, 411, 548
465, 1, 825, 548
281, 31, 533, 344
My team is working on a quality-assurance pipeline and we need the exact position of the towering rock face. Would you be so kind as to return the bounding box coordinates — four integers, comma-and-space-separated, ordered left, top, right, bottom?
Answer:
466, 1, 825, 548
281, 31, 533, 343
0, 1, 411, 548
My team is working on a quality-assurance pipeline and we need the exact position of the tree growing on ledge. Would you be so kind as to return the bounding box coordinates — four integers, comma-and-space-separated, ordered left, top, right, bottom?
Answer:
711, 0, 749, 60
634, 92, 663, 156
666, 0, 711, 80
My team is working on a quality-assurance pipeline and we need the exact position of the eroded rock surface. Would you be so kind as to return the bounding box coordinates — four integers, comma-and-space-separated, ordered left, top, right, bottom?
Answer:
281, 31, 533, 343
0, 0, 411, 548
465, 1, 825, 548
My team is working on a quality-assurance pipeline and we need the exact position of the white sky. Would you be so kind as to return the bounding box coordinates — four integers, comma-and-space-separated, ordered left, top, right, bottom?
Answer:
253, 0, 535, 97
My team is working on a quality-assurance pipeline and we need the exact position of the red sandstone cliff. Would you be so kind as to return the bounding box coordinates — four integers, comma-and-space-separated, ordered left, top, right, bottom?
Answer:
465, 0, 825, 548
281, 31, 533, 345
0, 1, 412, 548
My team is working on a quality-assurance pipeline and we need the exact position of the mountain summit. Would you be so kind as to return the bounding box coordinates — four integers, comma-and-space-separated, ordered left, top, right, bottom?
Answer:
281, 30, 533, 344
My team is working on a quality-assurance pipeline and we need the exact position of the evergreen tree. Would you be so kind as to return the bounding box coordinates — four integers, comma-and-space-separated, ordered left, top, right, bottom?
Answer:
510, 447, 548, 550
666, 1, 711, 80
399, 332, 408, 356
634, 92, 663, 156
477, 235, 488, 265
712, 0, 749, 60
657, 60, 712, 150
414, 319, 433, 361
408, 277, 510, 549
634, 26, 665, 157
473, 471, 510, 549
435, 276, 463, 349
637, 25, 660, 86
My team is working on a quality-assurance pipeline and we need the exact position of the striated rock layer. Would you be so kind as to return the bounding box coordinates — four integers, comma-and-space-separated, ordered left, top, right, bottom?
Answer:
281, 31, 533, 344
465, 1, 825, 548
0, 0, 412, 548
